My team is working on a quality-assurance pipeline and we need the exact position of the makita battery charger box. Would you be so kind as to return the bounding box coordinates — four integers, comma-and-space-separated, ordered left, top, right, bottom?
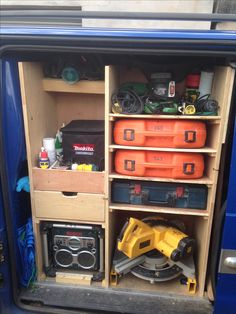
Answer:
61, 120, 104, 169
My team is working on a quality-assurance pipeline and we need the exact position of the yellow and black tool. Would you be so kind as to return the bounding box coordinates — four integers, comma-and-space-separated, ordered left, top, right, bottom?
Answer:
117, 217, 195, 262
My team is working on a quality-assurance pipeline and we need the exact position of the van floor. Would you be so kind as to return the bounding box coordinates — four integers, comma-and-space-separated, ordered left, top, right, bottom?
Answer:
19, 281, 212, 314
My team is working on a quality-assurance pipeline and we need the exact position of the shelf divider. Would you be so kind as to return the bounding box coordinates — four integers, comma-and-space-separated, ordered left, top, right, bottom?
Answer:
109, 113, 221, 121
43, 78, 105, 94
109, 203, 209, 217
109, 173, 213, 185
109, 145, 216, 154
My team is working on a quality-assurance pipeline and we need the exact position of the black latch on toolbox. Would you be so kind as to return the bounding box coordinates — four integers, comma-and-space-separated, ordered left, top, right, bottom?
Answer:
183, 163, 195, 175
124, 160, 135, 171
124, 129, 135, 141
184, 130, 196, 143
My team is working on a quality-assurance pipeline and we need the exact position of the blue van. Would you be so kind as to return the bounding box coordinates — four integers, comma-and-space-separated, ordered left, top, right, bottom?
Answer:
1, 7, 236, 314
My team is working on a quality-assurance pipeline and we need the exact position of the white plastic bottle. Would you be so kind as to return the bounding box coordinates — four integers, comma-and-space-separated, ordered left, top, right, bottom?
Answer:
43, 138, 56, 165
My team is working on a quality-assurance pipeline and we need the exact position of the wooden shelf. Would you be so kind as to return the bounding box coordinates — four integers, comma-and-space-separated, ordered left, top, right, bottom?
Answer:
109, 145, 216, 154
34, 217, 106, 227
109, 113, 221, 121
109, 203, 209, 217
109, 173, 213, 185
43, 78, 105, 94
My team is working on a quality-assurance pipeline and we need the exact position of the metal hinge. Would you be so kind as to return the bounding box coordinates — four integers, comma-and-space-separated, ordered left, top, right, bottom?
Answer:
0, 242, 4, 263
0, 273, 3, 287
229, 61, 236, 69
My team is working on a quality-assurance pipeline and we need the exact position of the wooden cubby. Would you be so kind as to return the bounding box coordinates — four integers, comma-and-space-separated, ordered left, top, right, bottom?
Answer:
19, 61, 235, 298
108, 210, 207, 296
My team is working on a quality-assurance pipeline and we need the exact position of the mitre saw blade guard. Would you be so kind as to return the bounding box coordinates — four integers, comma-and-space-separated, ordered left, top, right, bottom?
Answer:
130, 250, 182, 283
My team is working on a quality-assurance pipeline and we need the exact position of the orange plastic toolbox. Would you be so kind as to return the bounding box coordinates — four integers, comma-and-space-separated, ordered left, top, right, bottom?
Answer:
114, 150, 204, 179
113, 119, 206, 148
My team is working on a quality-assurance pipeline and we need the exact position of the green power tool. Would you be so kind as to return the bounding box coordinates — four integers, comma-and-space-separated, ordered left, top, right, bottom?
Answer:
144, 99, 178, 114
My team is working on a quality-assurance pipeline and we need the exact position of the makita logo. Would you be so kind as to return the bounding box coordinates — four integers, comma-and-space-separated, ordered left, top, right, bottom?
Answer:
73, 144, 95, 152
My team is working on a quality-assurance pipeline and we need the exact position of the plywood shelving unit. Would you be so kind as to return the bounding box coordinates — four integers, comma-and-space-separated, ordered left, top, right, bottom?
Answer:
106, 65, 235, 297
18, 61, 235, 299
19, 62, 108, 286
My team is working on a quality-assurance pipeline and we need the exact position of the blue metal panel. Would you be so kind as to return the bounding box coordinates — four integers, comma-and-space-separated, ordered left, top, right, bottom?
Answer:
223, 116, 236, 214
214, 113, 236, 312
1, 26, 236, 56
1, 58, 29, 262
0, 182, 14, 314
0, 58, 30, 314
1, 26, 236, 40
214, 215, 236, 314
0, 24, 236, 314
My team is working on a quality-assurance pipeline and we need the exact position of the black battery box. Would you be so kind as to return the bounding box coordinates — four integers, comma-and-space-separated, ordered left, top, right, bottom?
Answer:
112, 180, 207, 209
61, 120, 104, 170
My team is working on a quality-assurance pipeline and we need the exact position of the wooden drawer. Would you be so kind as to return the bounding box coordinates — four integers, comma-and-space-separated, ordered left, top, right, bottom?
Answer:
34, 191, 105, 222
32, 168, 105, 194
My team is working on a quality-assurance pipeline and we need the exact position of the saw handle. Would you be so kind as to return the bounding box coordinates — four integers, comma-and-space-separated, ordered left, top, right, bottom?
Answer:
117, 220, 130, 243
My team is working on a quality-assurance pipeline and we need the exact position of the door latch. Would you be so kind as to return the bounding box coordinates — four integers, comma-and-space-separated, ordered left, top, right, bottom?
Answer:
224, 257, 236, 269
219, 249, 236, 274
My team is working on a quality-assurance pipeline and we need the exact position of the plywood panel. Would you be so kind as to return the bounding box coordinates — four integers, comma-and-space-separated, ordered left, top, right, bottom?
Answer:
104, 66, 120, 285
56, 93, 105, 127
18, 62, 58, 167
211, 66, 235, 143
43, 79, 105, 94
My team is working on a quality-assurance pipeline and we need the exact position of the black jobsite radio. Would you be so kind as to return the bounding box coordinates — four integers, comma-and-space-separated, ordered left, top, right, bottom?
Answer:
41, 222, 105, 281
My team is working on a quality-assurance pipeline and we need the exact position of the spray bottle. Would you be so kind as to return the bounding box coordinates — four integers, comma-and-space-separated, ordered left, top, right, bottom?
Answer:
55, 124, 64, 159
39, 147, 50, 169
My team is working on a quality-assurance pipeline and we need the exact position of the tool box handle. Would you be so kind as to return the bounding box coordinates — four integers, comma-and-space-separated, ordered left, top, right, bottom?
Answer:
124, 160, 174, 171
124, 129, 196, 143
144, 131, 197, 143
143, 163, 174, 169
124, 160, 195, 175
123, 129, 173, 141
148, 200, 169, 205
144, 162, 195, 174
143, 131, 174, 137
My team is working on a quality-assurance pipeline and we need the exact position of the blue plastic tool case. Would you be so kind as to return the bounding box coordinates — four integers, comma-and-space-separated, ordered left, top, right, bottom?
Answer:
112, 180, 207, 209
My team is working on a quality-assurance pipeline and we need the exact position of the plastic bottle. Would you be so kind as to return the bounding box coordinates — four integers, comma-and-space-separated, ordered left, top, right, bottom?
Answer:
186, 74, 200, 91
198, 71, 214, 97
55, 129, 63, 159
185, 73, 201, 105
43, 138, 56, 165
39, 147, 50, 169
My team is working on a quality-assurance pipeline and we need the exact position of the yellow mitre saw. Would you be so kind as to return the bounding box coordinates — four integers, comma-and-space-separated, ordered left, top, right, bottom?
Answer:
111, 216, 196, 294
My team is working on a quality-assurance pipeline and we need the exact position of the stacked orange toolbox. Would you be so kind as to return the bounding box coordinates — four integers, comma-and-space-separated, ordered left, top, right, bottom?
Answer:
114, 119, 206, 148
114, 150, 204, 179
